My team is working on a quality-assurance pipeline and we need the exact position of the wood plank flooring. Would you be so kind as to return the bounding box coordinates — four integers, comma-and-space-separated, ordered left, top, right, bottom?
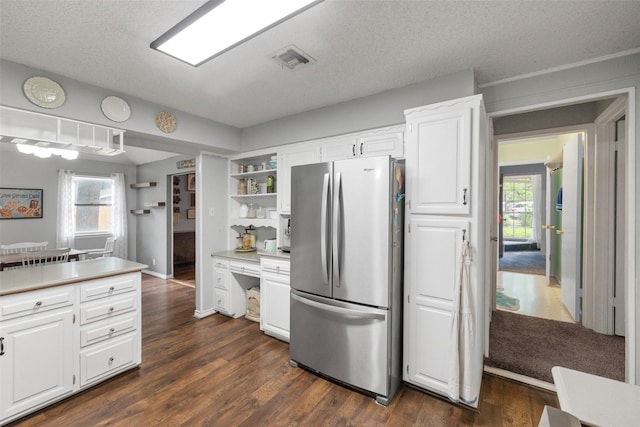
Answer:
8, 274, 559, 426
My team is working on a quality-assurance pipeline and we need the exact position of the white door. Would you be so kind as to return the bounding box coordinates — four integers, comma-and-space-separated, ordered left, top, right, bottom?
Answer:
560, 134, 583, 321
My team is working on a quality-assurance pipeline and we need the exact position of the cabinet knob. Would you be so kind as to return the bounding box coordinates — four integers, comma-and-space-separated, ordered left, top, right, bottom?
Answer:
109, 286, 115, 293
462, 188, 468, 205
109, 328, 115, 334
108, 307, 114, 313
108, 357, 114, 365
34, 301, 42, 308
0, 337, 4, 356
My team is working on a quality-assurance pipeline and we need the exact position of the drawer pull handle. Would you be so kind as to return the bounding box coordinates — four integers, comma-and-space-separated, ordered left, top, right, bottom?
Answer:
35, 301, 42, 307
0, 337, 4, 356
108, 307, 114, 313
108, 357, 114, 365
109, 328, 115, 334
108, 286, 115, 293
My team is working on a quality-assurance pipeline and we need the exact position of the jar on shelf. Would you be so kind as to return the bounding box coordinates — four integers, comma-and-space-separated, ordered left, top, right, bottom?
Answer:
247, 203, 256, 218
237, 179, 247, 195
249, 179, 259, 194
256, 205, 266, 219
266, 175, 275, 193
239, 203, 248, 218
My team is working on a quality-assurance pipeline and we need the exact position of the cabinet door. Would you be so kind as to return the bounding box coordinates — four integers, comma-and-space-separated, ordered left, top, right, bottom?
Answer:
358, 126, 404, 159
406, 107, 471, 215
404, 217, 468, 397
278, 143, 320, 214
261, 272, 290, 342
319, 135, 357, 161
0, 308, 74, 422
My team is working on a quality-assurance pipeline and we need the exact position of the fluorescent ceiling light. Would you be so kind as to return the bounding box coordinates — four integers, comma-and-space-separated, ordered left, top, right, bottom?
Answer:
16, 144, 79, 160
151, 0, 323, 66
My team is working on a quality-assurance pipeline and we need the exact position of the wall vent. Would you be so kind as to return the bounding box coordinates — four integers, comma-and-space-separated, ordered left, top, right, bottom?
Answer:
270, 45, 315, 71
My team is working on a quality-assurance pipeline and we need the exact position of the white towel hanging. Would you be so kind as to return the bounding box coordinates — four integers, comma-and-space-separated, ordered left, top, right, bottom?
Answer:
448, 239, 476, 404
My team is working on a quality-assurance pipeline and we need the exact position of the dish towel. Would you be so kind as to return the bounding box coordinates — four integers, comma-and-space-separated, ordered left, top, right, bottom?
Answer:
447, 240, 477, 405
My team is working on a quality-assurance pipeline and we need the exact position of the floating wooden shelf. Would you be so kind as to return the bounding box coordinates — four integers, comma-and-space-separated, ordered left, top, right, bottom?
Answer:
130, 209, 151, 215
144, 202, 166, 207
130, 182, 157, 189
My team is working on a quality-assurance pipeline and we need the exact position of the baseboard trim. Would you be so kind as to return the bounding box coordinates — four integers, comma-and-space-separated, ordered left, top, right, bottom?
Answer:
142, 269, 169, 279
484, 366, 556, 392
194, 308, 217, 319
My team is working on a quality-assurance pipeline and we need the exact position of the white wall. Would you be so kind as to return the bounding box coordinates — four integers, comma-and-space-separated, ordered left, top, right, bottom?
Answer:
0, 59, 243, 154
480, 51, 640, 383
241, 69, 477, 151
0, 147, 137, 258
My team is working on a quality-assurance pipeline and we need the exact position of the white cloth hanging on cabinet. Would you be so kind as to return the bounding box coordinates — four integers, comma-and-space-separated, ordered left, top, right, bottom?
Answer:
447, 239, 477, 404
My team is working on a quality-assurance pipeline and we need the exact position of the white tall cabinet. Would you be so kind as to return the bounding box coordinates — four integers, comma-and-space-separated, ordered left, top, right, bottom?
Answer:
403, 95, 488, 406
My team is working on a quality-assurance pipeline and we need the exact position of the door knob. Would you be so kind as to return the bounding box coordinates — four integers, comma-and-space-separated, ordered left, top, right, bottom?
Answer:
556, 229, 564, 235
490, 236, 498, 242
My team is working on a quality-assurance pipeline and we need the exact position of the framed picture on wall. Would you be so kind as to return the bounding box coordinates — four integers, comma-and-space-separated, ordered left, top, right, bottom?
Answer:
187, 173, 196, 191
187, 208, 195, 219
0, 188, 43, 219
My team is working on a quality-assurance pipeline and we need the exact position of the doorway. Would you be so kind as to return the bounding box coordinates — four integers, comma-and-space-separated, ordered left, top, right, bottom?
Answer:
486, 96, 629, 384
170, 173, 196, 287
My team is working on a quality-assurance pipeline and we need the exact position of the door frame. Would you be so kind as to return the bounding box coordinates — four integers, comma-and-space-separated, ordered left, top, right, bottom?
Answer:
486, 87, 636, 384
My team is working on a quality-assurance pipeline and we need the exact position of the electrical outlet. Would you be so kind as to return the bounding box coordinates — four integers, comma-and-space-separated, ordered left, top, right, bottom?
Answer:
152, 258, 156, 266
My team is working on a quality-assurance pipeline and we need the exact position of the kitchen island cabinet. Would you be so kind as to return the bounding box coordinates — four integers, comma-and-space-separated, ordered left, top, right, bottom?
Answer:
0, 258, 146, 426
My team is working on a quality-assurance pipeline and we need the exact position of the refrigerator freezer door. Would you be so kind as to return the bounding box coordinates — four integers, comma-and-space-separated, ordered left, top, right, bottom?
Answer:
291, 162, 332, 298
333, 156, 391, 308
290, 290, 390, 398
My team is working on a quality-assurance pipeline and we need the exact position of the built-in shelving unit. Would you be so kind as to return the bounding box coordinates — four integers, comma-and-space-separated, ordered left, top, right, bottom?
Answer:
228, 151, 279, 248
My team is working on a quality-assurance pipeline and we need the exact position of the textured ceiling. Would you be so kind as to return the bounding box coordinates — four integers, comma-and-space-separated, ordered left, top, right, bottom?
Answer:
1, 0, 639, 129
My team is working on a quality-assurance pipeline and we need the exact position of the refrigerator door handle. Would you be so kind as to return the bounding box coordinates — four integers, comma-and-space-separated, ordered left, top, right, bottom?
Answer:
332, 171, 342, 287
320, 172, 330, 285
292, 292, 385, 320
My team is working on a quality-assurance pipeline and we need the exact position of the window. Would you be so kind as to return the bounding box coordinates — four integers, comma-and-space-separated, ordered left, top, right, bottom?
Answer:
503, 175, 534, 239
73, 176, 114, 234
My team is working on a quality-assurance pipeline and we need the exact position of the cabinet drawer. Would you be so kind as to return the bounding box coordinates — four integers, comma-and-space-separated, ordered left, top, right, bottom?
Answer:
229, 261, 260, 277
214, 269, 229, 290
214, 288, 229, 312
261, 258, 290, 276
80, 295, 136, 325
0, 286, 74, 321
212, 258, 229, 269
80, 313, 137, 347
79, 273, 139, 302
80, 334, 137, 387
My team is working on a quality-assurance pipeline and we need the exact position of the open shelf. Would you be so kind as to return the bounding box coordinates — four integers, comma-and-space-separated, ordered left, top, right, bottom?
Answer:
130, 182, 157, 189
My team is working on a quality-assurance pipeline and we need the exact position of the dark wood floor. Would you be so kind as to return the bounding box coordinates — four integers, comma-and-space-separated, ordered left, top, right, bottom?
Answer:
9, 274, 559, 426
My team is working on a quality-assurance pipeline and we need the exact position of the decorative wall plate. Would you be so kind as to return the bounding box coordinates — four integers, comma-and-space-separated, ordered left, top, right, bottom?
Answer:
23, 76, 66, 108
156, 111, 177, 133
101, 96, 131, 122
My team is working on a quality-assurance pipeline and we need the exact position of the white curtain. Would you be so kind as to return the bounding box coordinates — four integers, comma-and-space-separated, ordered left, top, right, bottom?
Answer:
531, 174, 542, 246
111, 172, 128, 259
57, 169, 75, 249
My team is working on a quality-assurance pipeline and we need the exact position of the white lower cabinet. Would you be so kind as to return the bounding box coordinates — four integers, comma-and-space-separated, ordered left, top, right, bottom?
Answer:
213, 257, 258, 318
260, 257, 290, 342
0, 301, 74, 422
0, 272, 142, 425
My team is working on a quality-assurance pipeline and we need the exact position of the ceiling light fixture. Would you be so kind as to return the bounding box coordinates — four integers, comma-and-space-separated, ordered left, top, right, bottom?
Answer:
151, 0, 324, 66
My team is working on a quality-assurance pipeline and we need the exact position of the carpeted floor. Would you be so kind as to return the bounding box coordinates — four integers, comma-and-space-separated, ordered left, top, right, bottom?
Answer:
499, 250, 546, 275
486, 310, 625, 383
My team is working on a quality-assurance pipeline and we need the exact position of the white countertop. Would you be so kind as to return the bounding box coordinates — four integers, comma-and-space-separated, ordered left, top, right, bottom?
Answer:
212, 250, 290, 263
0, 257, 148, 296
552, 366, 640, 427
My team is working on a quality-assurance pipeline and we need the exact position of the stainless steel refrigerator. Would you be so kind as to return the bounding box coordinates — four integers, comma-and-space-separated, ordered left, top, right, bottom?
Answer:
289, 155, 404, 406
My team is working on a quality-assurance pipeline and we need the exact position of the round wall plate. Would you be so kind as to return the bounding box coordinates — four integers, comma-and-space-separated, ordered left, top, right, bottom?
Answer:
23, 76, 66, 108
101, 96, 131, 122
156, 111, 177, 133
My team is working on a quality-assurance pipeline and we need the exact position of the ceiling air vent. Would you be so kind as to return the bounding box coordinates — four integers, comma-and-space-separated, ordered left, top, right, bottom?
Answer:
270, 45, 315, 71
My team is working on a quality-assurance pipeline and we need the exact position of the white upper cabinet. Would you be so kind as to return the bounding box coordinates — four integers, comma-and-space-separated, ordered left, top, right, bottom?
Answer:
405, 104, 472, 215
278, 142, 321, 214
319, 125, 405, 162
